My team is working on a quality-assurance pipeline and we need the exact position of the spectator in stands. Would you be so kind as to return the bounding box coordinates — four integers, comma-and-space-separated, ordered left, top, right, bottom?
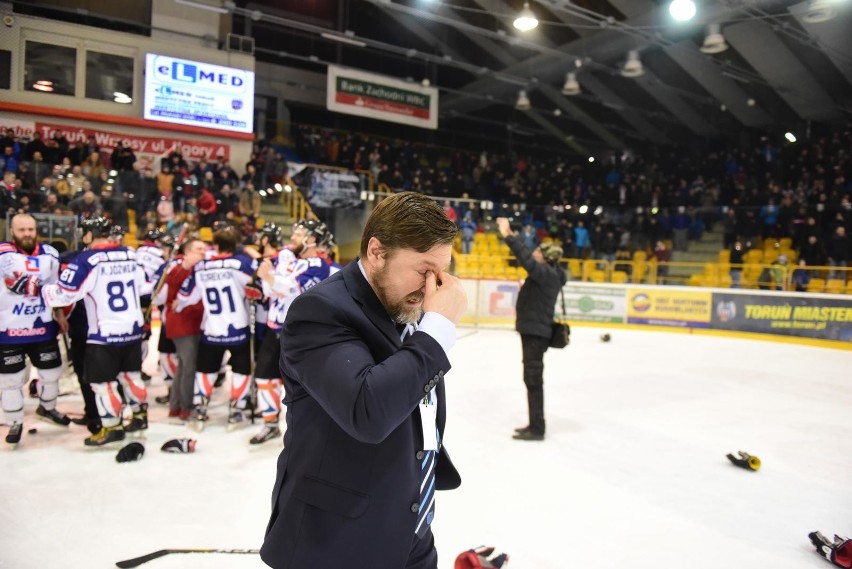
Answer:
574, 220, 590, 259
157, 164, 175, 199
216, 184, 238, 222
459, 211, 477, 254
651, 240, 672, 279
791, 259, 811, 292
64, 165, 86, 196
442, 200, 458, 225
729, 238, 746, 288
39, 191, 64, 215
670, 206, 690, 252
521, 223, 538, 250
156, 194, 175, 224
80, 151, 105, 180
238, 182, 261, 222
800, 234, 826, 268
197, 185, 217, 228
827, 225, 849, 280
68, 190, 102, 221
722, 208, 737, 249
2, 145, 19, 174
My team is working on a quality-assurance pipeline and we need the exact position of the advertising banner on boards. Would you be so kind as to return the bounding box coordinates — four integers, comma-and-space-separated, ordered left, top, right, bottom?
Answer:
627, 288, 712, 327
562, 284, 626, 323
711, 293, 852, 342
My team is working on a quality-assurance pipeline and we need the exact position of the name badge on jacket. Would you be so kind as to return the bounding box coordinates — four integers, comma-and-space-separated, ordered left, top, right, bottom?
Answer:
419, 388, 438, 451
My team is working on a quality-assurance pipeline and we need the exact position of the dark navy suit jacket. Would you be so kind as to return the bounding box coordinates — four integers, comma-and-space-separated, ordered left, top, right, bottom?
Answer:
260, 260, 461, 569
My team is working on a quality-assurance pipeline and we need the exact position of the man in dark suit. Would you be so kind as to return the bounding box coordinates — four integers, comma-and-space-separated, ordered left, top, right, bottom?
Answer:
261, 192, 468, 569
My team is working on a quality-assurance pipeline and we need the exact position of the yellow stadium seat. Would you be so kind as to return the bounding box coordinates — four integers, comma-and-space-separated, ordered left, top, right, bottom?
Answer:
633, 250, 647, 262
718, 250, 730, 263
779, 237, 793, 250
199, 227, 214, 243
687, 274, 703, 287
807, 278, 825, 293
568, 259, 582, 279
846, 281, 852, 295
590, 270, 605, 283
825, 279, 844, 294
611, 271, 628, 284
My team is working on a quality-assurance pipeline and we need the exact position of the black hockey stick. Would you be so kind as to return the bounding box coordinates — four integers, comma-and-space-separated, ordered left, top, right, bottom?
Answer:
115, 547, 259, 568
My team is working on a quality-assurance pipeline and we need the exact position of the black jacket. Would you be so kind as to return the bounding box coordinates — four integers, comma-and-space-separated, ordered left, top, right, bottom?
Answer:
261, 260, 460, 569
506, 235, 567, 339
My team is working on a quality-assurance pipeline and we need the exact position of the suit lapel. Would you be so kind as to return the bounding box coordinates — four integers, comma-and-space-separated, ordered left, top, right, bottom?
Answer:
342, 260, 401, 347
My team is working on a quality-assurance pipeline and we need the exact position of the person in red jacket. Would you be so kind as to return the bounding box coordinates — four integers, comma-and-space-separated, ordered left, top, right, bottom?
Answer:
197, 186, 218, 228
164, 238, 206, 420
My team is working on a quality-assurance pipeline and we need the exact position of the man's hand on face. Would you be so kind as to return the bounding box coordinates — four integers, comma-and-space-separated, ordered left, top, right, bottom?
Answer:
423, 270, 467, 325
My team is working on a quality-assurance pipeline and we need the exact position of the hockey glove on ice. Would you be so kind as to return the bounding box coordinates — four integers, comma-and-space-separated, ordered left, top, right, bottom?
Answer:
810, 532, 852, 568
455, 546, 509, 569
161, 438, 196, 453
726, 450, 761, 471
116, 442, 145, 463
5, 272, 42, 297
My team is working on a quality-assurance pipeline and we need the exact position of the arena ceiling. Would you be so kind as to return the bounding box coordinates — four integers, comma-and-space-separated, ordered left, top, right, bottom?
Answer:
14, 0, 852, 155
234, 0, 852, 155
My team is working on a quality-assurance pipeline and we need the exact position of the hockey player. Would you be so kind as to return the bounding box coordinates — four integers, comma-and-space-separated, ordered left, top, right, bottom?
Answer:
150, 235, 180, 406
178, 225, 258, 430
136, 227, 168, 382
317, 231, 342, 275
41, 217, 148, 446
249, 219, 332, 445
0, 214, 69, 445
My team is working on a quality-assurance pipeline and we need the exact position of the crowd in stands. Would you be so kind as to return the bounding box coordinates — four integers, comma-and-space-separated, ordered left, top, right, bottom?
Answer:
293, 123, 851, 283
1, 121, 849, 285
0, 128, 288, 249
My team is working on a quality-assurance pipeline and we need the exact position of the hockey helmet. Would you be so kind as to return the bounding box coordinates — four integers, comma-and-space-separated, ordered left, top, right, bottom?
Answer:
79, 216, 113, 239
145, 227, 165, 242
294, 219, 329, 244
258, 222, 283, 247
159, 234, 176, 248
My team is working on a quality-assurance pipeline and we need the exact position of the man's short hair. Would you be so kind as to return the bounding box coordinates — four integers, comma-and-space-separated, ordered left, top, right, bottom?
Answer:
360, 192, 458, 258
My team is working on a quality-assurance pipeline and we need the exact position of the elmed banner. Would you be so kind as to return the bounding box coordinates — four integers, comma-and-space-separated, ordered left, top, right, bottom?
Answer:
326, 65, 439, 130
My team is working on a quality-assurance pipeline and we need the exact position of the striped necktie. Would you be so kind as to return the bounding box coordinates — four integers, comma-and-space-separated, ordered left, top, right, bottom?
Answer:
415, 415, 438, 537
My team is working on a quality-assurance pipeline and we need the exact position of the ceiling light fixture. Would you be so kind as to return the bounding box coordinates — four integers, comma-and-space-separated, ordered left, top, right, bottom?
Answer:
669, 0, 697, 22
621, 50, 644, 78
515, 90, 531, 110
785, 132, 797, 143
513, 2, 539, 32
803, 0, 838, 23
113, 91, 132, 104
562, 72, 581, 95
700, 23, 728, 54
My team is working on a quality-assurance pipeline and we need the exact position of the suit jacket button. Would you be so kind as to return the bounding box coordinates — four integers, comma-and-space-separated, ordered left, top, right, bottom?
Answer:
433, 374, 439, 382
416, 451, 425, 460
410, 503, 420, 513
424, 385, 431, 393
438, 370, 444, 379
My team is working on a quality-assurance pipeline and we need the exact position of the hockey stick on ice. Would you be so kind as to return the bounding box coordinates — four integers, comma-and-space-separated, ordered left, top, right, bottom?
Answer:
115, 547, 259, 568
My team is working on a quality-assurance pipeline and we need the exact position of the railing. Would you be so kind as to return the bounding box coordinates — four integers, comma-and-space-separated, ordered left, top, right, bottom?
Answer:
453, 249, 852, 294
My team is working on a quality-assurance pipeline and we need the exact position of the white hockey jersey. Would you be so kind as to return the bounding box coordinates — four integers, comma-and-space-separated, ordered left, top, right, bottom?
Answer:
136, 242, 165, 293
0, 242, 60, 344
261, 249, 299, 330
42, 244, 145, 346
179, 253, 257, 346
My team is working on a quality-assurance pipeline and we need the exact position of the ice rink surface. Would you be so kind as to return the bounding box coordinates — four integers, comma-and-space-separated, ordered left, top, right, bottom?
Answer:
1, 326, 850, 569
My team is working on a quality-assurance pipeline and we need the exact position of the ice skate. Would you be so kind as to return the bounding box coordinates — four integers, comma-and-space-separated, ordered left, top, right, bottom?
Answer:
84, 425, 125, 447
36, 405, 71, 427
226, 408, 249, 432
124, 403, 148, 435
249, 423, 281, 445
6, 422, 23, 446
190, 407, 208, 432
